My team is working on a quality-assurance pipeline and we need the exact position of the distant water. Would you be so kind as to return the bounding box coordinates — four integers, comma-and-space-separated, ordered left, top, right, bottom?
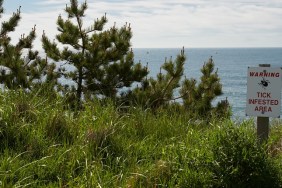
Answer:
133, 48, 282, 118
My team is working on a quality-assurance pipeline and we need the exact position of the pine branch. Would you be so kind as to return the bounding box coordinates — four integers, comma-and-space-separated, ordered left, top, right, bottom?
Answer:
161, 76, 175, 99
0, 6, 21, 36
0, 0, 3, 15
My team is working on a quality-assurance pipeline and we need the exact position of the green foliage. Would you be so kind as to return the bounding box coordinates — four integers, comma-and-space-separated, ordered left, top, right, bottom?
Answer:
0, 0, 227, 119
45, 111, 75, 144
181, 56, 230, 118
211, 122, 282, 187
124, 50, 229, 119
42, 0, 148, 108
0, 1, 58, 90
0, 90, 281, 187
0, 1, 279, 186
124, 48, 186, 109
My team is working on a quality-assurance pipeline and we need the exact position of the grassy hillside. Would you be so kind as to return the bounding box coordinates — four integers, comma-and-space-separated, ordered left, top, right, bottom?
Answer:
0, 89, 281, 187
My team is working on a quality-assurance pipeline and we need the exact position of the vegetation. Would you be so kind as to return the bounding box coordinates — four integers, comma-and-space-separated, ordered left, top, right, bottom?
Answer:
122, 49, 229, 119
42, 0, 148, 108
0, 0, 228, 118
0, 0, 281, 187
0, 90, 280, 187
0, 0, 58, 90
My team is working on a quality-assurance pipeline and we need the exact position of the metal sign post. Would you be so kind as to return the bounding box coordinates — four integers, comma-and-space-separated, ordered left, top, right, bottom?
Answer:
257, 64, 270, 142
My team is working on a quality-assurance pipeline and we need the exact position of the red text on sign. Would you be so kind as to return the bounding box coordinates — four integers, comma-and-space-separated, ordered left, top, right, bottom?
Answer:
254, 106, 272, 112
257, 92, 271, 98
249, 99, 278, 105
249, 72, 280, 77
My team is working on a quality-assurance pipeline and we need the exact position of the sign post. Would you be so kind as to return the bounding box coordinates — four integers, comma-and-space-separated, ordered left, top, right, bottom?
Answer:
246, 64, 282, 142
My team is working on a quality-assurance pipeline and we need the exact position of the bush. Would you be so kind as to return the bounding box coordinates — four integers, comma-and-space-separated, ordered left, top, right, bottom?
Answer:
211, 121, 282, 187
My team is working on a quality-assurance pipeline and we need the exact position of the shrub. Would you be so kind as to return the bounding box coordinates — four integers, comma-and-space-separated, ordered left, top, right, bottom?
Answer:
211, 122, 282, 187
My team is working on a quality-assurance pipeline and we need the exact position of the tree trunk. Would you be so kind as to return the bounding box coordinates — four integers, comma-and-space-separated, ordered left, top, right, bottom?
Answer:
76, 66, 83, 108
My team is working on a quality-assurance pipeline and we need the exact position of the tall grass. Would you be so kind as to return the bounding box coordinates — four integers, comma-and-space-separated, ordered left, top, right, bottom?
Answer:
0, 89, 281, 187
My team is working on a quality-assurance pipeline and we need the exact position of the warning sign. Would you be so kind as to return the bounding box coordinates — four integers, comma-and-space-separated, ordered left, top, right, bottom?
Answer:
246, 67, 282, 117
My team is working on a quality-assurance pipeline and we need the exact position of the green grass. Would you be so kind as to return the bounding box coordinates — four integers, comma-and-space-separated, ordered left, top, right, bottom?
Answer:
0, 89, 281, 187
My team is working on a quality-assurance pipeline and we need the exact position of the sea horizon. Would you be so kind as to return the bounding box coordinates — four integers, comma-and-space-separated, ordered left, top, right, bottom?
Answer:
132, 46, 282, 49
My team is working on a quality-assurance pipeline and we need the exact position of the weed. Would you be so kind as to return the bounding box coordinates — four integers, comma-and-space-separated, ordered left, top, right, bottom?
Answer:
0, 90, 281, 187
211, 122, 282, 187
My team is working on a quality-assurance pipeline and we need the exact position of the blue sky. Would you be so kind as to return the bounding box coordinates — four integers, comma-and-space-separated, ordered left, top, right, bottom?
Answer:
3, 0, 282, 49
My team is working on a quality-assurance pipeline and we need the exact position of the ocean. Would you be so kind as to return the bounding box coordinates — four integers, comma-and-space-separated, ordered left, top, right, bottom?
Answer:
133, 48, 282, 118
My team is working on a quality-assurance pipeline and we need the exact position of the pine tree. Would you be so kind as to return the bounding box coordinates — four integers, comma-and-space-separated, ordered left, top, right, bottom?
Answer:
42, 0, 148, 107
125, 48, 186, 109
127, 50, 229, 118
180, 56, 229, 118
0, 0, 58, 90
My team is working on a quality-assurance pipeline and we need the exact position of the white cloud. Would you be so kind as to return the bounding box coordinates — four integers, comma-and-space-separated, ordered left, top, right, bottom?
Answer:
3, 0, 282, 48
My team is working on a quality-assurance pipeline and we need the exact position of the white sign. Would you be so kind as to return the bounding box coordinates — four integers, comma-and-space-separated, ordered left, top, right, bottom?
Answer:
246, 67, 282, 117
